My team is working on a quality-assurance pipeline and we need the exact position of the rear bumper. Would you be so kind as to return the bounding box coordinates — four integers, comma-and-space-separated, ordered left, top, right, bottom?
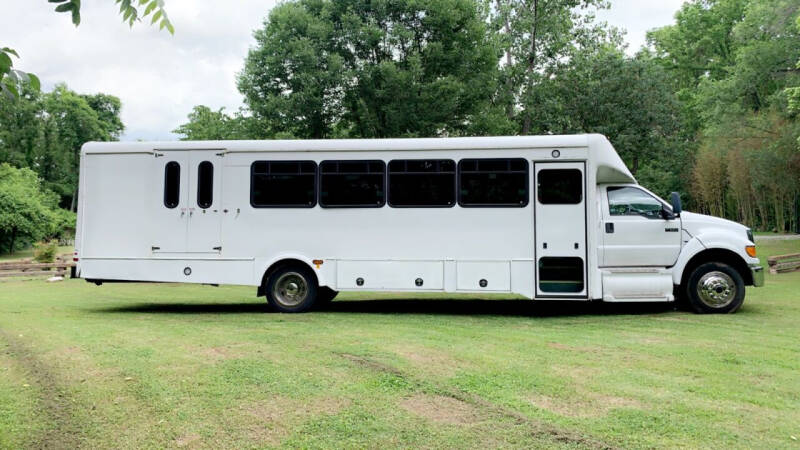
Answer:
749, 264, 764, 287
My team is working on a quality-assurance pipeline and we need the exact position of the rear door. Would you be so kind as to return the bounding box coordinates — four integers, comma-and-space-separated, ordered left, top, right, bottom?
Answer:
186, 151, 223, 254
534, 162, 587, 297
152, 152, 189, 253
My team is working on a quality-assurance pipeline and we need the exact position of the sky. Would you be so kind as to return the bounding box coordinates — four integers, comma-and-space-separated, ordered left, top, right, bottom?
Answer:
1, 0, 687, 141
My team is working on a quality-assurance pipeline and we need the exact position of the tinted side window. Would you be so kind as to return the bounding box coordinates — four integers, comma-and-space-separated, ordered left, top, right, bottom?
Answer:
197, 161, 214, 209
320, 160, 385, 208
607, 186, 663, 219
164, 161, 180, 209
251, 161, 317, 207
537, 169, 582, 204
458, 158, 528, 207
388, 159, 456, 207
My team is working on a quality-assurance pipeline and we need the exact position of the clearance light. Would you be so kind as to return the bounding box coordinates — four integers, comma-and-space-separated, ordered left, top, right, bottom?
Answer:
745, 246, 756, 258
313, 259, 323, 269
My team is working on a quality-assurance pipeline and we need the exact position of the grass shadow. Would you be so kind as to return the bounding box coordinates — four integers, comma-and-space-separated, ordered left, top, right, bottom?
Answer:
92, 298, 677, 317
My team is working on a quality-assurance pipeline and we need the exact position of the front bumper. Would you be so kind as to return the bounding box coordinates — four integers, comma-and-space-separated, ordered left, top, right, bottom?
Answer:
749, 265, 764, 287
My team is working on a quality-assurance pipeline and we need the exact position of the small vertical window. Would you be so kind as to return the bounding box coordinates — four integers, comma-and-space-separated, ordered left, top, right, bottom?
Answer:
197, 161, 214, 209
319, 160, 385, 208
458, 158, 529, 207
537, 169, 583, 204
388, 159, 456, 207
164, 161, 180, 209
251, 161, 317, 207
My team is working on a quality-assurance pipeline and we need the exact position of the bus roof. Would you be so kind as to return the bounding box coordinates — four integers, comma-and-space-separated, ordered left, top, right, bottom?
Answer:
82, 134, 635, 184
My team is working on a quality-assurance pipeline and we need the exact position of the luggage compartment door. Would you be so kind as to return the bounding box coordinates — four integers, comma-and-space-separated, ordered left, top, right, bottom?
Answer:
534, 162, 587, 297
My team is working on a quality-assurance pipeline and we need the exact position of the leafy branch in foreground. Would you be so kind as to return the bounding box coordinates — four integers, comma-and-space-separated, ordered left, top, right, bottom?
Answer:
47, 0, 173, 33
0, 1, 174, 101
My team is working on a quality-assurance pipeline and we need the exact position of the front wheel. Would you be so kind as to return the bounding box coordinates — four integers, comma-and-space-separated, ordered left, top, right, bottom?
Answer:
684, 262, 745, 314
265, 265, 318, 313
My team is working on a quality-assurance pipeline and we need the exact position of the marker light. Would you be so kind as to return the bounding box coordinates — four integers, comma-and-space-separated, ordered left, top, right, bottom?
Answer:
313, 259, 323, 269
745, 246, 756, 258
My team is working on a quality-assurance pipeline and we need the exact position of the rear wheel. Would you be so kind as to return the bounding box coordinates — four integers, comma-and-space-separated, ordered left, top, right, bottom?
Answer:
265, 265, 318, 313
684, 262, 745, 314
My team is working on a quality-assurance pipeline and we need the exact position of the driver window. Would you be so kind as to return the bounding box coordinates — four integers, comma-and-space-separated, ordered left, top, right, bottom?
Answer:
608, 186, 663, 219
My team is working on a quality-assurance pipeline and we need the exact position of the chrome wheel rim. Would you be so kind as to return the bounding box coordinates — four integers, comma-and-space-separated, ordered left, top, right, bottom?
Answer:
273, 272, 308, 307
697, 271, 736, 308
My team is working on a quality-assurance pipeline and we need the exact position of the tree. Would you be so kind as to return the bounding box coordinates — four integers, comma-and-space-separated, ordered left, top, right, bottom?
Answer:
649, 0, 800, 230
0, 84, 123, 209
173, 106, 255, 140
1, 0, 172, 100
0, 163, 74, 254
490, 0, 615, 134
238, 0, 500, 139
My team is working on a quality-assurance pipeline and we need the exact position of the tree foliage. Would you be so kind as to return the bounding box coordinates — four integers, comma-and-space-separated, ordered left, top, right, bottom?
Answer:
173, 106, 255, 141
238, 0, 500, 139
650, 0, 800, 231
0, 163, 74, 254
0, 84, 123, 209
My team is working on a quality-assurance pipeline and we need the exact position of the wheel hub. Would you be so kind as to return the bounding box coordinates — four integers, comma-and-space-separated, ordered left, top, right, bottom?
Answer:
697, 271, 736, 308
273, 272, 308, 307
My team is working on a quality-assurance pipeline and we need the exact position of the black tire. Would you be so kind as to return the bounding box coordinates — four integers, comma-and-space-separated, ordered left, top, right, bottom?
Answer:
264, 265, 318, 313
684, 262, 745, 314
316, 286, 339, 305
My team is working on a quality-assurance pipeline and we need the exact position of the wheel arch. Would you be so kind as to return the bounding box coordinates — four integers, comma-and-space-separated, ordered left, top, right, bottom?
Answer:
256, 257, 320, 297
679, 248, 753, 287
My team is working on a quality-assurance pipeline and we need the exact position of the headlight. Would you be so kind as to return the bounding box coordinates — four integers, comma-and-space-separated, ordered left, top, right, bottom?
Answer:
746, 229, 754, 243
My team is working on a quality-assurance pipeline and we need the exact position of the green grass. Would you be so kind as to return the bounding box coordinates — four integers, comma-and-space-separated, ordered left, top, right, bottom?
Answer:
1, 240, 799, 448
0, 246, 73, 262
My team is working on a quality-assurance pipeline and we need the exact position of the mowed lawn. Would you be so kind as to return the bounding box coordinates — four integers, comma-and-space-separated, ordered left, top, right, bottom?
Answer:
1, 241, 799, 449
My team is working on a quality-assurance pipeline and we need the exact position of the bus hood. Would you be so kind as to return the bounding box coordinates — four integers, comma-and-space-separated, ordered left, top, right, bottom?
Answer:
680, 211, 750, 241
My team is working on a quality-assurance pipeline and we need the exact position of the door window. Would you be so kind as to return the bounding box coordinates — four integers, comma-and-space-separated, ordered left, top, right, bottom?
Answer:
197, 161, 214, 209
607, 187, 663, 219
163, 161, 181, 209
537, 169, 582, 204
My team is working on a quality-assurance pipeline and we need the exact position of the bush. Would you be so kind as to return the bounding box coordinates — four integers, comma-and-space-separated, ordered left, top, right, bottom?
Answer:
33, 240, 58, 263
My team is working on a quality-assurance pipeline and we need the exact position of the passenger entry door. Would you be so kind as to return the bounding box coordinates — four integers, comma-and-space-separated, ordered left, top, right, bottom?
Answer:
186, 151, 223, 254
534, 162, 587, 297
152, 152, 189, 253
600, 186, 681, 267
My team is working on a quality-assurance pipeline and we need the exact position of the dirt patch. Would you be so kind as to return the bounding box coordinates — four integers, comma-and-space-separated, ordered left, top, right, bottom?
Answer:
175, 432, 202, 448
0, 328, 83, 449
337, 353, 614, 449
241, 395, 349, 445
530, 392, 641, 418
546, 342, 597, 352
400, 394, 483, 425
196, 346, 242, 361
395, 347, 462, 377
339, 352, 405, 377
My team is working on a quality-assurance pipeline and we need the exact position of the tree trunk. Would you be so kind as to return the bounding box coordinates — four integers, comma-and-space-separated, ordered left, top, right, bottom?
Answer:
71, 186, 78, 212
9, 227, 16, 254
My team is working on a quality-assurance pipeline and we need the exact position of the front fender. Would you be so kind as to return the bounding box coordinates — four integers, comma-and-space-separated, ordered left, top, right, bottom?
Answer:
672, 231, 758, 285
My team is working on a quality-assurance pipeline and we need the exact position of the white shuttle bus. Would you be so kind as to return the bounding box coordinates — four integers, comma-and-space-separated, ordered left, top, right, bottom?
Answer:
74, 134, 763, 313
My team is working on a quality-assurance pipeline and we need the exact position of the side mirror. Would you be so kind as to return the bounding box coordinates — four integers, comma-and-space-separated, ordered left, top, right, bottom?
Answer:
670, 192, 682, 217
660, 206, 676, 220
